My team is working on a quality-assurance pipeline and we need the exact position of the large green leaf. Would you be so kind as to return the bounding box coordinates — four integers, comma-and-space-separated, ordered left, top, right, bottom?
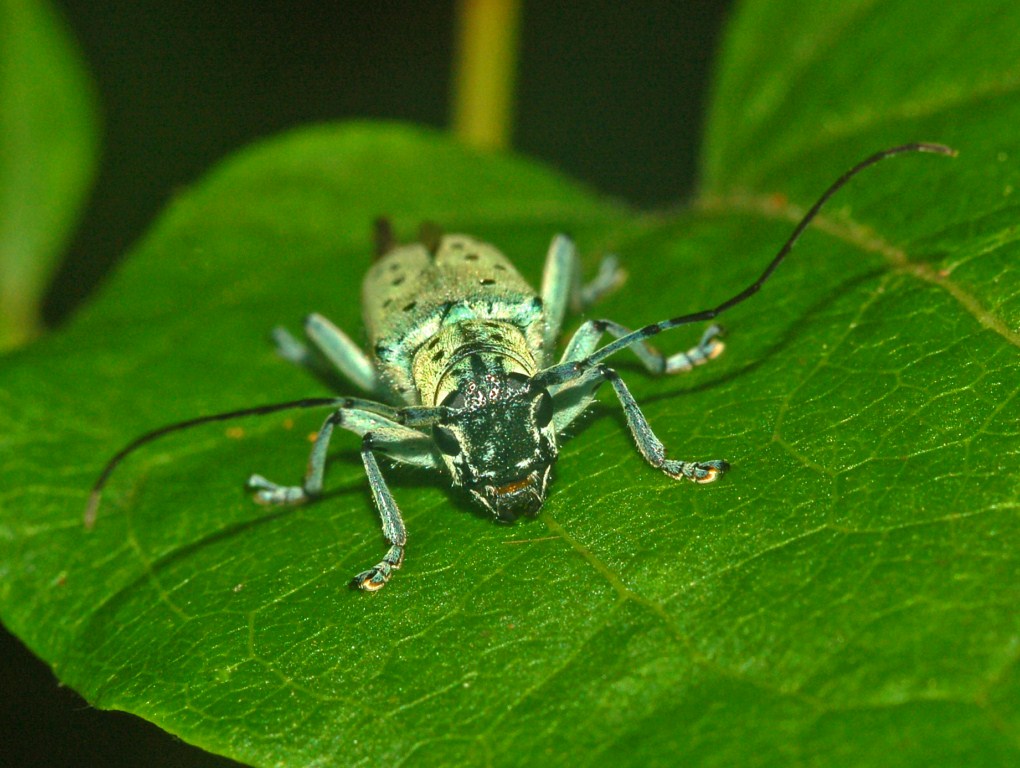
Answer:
0, 0, 98, 348
1, 2, 1018, 767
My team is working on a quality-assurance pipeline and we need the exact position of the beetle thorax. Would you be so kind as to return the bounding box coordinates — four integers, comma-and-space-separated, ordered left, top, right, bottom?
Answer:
412, 319, 538, 407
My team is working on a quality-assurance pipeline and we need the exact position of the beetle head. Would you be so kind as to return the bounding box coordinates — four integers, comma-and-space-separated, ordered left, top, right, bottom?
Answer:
432, 372, 558, 522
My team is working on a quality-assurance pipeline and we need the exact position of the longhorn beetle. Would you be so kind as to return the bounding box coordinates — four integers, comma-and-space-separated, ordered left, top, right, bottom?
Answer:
86, 143, 954, 590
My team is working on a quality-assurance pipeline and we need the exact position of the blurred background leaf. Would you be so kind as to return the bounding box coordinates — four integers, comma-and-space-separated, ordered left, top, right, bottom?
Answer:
0, 0, 97, 348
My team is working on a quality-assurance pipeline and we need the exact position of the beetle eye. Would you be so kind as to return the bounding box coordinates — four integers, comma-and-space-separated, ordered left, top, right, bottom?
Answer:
432, 425, 462, 456
535, 390, 554, 428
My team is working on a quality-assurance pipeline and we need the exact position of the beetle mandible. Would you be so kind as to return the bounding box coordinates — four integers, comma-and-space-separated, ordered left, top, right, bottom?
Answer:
86, 143, 954, 590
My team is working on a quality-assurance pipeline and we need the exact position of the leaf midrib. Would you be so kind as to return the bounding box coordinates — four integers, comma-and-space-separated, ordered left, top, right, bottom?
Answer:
694, 191, 1020, 348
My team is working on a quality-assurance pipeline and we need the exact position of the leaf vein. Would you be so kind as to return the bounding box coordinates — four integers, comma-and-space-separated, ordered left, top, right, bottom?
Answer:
696, 193, 1020, 348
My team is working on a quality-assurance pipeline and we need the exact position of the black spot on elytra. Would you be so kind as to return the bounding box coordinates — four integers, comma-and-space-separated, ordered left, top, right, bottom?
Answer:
427, 337, 440, 349
391, 275, 405, 286
450, 240, 464, 250
432, 349, 446, 362
382, 299, 393, 308
465, 253, 479, 261
494, 264, 506, 271
480, 278, 496, 286
403, 301, 418, 312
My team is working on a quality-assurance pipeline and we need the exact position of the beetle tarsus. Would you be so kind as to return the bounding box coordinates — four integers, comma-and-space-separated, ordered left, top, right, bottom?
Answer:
248, 474, 310, 505
662, 459, 730, 483
351, 544, 404, 591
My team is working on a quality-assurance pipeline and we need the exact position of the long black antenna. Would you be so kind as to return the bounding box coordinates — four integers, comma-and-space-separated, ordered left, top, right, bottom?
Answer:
542, 142, 955, 382
84, 396, 351, 529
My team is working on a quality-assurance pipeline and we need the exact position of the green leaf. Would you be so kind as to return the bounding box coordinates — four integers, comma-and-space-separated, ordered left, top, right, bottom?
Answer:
1, 2, 1018, 767
0, 0, 99, 349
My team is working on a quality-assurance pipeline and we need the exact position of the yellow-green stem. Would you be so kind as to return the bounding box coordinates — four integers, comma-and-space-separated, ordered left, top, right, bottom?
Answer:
452, 0, 521, 150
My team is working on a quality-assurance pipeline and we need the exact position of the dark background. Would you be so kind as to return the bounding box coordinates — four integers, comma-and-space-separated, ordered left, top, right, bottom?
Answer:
3, 1, 732, 765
